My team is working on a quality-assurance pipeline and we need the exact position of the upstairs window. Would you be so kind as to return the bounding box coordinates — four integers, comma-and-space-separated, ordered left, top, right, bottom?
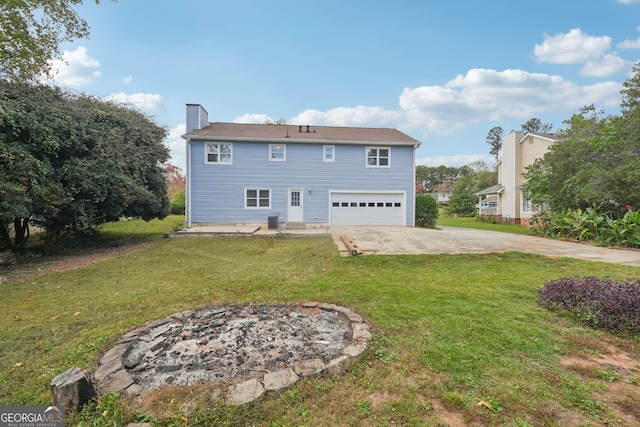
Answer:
269, 144, 286, 161
366, 147, 390, 167
323, 145, 335, 162
245, 188, 271, 208
205, 142, 232, 164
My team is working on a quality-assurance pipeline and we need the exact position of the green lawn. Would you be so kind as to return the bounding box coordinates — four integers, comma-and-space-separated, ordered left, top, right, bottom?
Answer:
437, 215, 532, 234
1, 216, 638, 426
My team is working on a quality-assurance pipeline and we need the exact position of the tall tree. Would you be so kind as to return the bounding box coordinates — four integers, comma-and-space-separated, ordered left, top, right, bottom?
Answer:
524, 102, 640, 218
485, 126, 503, 162
521, 118, 553, 134
0, 0, 103, 81
415, 165, 462, 193
448, 175, 476, 216
0, 81, 169, 248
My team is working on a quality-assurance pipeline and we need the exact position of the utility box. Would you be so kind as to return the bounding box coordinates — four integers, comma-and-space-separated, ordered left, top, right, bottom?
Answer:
268, 216, 279, 230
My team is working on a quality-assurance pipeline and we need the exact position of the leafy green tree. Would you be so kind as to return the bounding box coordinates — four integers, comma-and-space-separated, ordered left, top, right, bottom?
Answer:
264, 118, 287, 125
521, 118, 553, 134
0, 81, 169, 248
0, 0, 106, 81
485, 126, 503, 162
524, 100, 640, 218
416, 165, 462, 193
415, 195, 438, 228
448, 175, 476, 216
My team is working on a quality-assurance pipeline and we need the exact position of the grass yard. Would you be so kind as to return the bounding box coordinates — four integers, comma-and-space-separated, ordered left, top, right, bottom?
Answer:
1, 216, 639, 426
437, 215, 532, 234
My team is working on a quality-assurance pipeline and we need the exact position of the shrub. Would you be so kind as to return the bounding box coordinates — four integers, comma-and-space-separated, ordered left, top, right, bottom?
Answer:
532, 207, 640, 248
169, 187, 186, 215
539, 276, 640, 334
415, 195, 439, 228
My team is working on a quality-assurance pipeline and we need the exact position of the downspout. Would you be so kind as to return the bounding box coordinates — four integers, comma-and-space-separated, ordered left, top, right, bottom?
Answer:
411, 144, 418, 227
186, 137, 192, 228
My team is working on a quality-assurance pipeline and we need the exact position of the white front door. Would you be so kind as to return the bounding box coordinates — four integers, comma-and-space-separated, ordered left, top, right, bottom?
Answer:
288, 189, 304, 222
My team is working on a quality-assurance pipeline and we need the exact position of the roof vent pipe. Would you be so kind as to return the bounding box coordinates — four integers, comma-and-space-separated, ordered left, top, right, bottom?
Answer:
306, 125, 310, 133
298, 125, 302, 132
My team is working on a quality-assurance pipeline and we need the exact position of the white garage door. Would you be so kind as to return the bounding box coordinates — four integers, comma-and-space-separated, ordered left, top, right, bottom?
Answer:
330, 192, 405, 225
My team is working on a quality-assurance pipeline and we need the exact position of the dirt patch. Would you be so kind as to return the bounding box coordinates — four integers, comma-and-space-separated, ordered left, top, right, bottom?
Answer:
561, 345, 640, 425
0, 244, 147, 283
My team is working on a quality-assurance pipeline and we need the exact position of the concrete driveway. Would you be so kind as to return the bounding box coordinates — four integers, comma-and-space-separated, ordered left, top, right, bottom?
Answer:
330, 225, 640, 267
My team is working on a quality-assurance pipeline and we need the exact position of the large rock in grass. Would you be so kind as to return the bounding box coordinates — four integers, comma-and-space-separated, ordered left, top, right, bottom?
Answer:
51, 367, 96, 413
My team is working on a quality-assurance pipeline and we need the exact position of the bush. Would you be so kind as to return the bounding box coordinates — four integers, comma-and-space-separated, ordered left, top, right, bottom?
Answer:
532, 207, 640, 248
539, 276, 640, 334
415, 195, 439, 228
169, 187, 186, 215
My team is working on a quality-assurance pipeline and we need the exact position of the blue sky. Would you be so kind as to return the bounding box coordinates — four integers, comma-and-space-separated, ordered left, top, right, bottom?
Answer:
48, 0, 640, 170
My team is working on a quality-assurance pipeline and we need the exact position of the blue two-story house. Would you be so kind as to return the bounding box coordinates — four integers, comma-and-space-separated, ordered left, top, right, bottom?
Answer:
182, 104, 421, 228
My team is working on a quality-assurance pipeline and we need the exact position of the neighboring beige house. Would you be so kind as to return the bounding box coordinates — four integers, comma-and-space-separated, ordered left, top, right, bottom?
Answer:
476, 131, 560, 225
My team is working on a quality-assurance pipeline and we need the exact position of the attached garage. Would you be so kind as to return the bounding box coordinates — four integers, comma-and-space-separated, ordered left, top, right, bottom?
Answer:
329, 191, 406, 226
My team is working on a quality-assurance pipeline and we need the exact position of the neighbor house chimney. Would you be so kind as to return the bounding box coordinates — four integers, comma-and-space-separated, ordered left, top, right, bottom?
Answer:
186, 104, 209, 132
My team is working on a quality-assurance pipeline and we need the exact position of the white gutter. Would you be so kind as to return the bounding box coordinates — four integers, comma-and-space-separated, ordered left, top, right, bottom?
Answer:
186, 137, 192, 227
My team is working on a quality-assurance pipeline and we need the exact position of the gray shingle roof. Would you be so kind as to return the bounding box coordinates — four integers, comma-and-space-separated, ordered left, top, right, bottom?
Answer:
183, 122, 420, 146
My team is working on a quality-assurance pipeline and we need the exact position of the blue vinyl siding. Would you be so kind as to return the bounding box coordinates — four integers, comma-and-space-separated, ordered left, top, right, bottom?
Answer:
189, 141, 415, 225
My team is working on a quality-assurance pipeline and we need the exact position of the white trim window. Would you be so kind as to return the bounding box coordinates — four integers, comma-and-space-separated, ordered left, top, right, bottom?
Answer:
245, 188, 271, 208
323, 145, 335, 162
269, 144, 286, 161
366, 147, 390, 167
205, 142, 232, 164
522, 192, 533, 213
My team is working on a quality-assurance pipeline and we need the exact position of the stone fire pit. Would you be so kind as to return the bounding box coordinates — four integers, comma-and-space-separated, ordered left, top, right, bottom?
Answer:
93, 302, 370, 405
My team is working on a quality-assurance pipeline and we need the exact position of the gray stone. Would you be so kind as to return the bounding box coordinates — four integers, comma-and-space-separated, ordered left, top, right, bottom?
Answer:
263, 368, 299, 391
352, 323, 372, 341
97, 370, 134, 394
325, 355, 349, 375
122, 383, 144, 397
51, 367, 96, 414
292, 358, 325, 376
99, 343, 130, 365
342, 342, 368, 357
226, 378, 265, 405
94, 355, 124, 381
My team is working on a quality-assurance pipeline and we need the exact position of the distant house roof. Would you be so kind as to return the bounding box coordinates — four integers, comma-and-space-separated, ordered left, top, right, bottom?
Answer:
475, 184, 504, 196
519, 132, 561, 143
434, 181, 455, 193
183, 122, 421, 146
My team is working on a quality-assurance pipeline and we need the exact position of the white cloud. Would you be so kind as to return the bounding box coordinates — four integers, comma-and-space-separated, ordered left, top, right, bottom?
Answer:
580, 53, 630, 77
122, 74, 133, 84
231, 68, 621, 145
534, 28, 611, 64
416, 154, 495, 168
234, 113, 273, 124
618, 0, 640, 3
290, 106, 404, 128
617, 37, 640, 49
104, 92, 163, 111
164, 124, 186, 169
49, 46, 101, 86
399, 68, 621, 134
618, 27, 640, 49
